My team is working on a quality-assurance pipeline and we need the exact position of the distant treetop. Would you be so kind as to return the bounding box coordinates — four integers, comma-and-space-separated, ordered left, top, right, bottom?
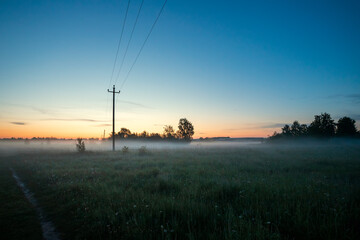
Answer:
269, 113, 359, 141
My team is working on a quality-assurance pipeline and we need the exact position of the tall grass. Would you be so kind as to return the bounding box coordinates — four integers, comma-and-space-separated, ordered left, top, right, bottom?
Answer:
2, 144, 360, 239
0, 162, 43, 240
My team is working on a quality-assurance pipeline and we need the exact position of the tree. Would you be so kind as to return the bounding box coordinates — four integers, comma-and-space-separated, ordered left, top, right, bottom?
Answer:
117, 128, 132, 138
290, 121, 308, 137
140, 131, 148, 138
281, 124, 291, 136
149, 133, 162, 140
76, 138, 85, 152
300, 124, 308, 136
337, 117, 357, 136
163, 125, 176, 139
290, 121, 301, 136
177, 118, 194, 141
308, 113, 336, 137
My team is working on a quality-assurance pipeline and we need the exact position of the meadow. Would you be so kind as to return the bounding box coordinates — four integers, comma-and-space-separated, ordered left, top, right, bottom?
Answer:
0, 141, 359, 239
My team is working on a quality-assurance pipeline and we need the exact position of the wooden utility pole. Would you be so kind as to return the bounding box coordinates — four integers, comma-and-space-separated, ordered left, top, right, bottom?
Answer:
107, 85, 120, 151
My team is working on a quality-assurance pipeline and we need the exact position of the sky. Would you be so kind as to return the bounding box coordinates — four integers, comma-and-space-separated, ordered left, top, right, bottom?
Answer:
0, 0, 360, 139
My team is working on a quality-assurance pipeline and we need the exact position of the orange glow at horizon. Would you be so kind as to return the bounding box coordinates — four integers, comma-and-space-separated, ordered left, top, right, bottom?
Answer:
0, 121, 277, 139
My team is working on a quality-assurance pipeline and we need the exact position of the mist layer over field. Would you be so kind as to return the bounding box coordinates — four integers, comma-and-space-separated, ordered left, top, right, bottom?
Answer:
0, 139, 264, 156
2, 138, 360, 156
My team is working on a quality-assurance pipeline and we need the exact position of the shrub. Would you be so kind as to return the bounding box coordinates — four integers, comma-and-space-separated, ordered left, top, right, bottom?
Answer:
122, 146, 129, 154
76, 138, 86, 153
138, 146, 147, 155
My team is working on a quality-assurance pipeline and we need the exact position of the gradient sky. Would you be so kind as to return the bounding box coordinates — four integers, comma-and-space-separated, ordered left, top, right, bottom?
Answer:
1, 0, 360, 139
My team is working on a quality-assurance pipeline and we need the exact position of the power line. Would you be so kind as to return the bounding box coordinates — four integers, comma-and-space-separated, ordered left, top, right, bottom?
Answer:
108, 0, 131, 89
106, 0, 130, 122
114, 0, 144, 86
119, 0, 168, 90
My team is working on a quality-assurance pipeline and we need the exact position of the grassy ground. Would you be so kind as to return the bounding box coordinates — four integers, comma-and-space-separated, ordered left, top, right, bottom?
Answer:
0, 162, 43, 240
1, 144, 360, 239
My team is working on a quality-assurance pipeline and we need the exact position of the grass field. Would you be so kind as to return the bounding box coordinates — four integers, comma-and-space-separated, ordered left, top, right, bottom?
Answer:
1, 142, 360, 239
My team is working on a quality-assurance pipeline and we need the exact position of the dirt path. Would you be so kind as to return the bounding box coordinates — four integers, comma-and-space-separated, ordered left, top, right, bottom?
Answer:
10, 168, 61, 240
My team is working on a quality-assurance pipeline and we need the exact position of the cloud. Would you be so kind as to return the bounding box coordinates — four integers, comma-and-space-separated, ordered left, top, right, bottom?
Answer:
327, 93, 360, 104
31, 107, 52, 114
345, 94, 360, 103
334, 114, 360, 121
41, 118, 105, 122
351, 114, 360, 120
222, 128, 242, 131
118, 100, 152, 109
94, 124, 112, 127
224, 123, 289, 131
10, 122, 26, 125
260, 123, 287, 128
1, 102, 53, 114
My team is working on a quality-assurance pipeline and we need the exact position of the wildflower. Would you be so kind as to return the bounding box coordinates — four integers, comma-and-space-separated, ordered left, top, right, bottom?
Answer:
161, 225, 164, 228
266, 221, 271, 224
164, 229, 167, 233
133, 205, 137, 208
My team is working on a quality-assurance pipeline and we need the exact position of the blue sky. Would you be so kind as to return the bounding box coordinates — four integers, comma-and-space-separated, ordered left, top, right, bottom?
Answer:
0, 0, 359, 138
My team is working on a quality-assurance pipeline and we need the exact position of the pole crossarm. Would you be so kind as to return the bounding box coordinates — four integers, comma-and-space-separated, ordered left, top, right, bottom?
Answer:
107, 89, 121, 94
107, 85, 120, 151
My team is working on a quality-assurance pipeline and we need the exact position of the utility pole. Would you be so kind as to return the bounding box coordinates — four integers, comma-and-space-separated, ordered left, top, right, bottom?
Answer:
107, 85, 120, 151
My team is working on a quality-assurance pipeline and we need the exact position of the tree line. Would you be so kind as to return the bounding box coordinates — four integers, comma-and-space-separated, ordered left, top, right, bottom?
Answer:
270, 113, 359, 140
112, 118, 195, 142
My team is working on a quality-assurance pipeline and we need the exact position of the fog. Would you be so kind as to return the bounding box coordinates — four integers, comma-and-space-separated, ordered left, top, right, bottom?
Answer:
1, 138, 359, 157
0, 139, 263, 156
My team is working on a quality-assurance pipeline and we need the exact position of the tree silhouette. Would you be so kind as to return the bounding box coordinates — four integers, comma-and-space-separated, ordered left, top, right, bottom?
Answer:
163, 125, 176, 139
337, 117, 357, 136
290, 121, 308, 136
140, 131, 148, 139
177, 118, 194, 141
117, 128, 132, 138
281, 125, 291, 136
279, 121, 308, 138
149, 133, 162, 140
308, 113, 336, 137
269, 113, 359, 141
110, 118, 195, 142
76, 138, 86, 152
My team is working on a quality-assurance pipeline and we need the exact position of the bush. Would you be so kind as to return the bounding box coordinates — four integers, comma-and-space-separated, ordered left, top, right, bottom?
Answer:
76, 138, 85, 153
122, 146, 129, 154
138, 146, 147, 155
